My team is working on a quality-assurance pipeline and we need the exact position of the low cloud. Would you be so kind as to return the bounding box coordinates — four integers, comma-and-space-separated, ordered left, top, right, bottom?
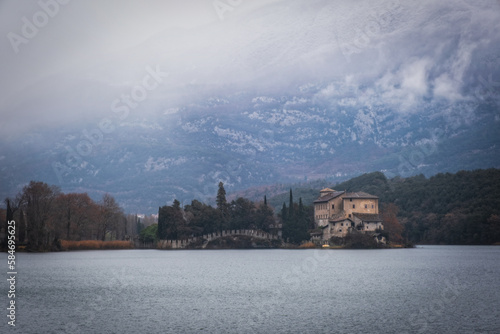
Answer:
0, 0, 499, 140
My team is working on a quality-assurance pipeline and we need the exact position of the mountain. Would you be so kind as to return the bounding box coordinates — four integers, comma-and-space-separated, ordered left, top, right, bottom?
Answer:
1, 90, 498, 213
1, 0, 499, 213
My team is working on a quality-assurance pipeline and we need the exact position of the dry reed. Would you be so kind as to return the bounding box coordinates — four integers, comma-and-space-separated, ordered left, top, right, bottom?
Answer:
298, 241, 317, 249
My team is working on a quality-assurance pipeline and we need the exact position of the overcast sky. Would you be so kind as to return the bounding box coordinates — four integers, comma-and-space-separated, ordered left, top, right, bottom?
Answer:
1, 0, 499, 141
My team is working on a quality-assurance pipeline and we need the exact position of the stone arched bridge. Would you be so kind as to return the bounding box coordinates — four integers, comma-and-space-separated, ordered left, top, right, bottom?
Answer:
158, 229, 279, 249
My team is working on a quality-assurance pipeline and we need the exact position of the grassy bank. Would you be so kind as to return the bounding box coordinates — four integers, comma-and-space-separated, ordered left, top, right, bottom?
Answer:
60, 240, 133, 251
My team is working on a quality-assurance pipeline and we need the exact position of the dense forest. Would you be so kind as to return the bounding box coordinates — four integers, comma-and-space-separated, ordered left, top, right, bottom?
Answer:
314, 169, 500, 245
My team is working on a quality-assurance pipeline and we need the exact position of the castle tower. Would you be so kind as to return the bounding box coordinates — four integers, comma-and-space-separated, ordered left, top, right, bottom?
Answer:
319, 188, 335, 197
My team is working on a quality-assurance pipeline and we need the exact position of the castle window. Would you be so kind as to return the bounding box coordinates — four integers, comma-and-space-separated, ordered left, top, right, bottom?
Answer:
365, 204, 367, 209
372, 205, 374, 209
332, 204, 334, 209
339, 229, 342, 232
353, 204, 355, 209
350, 198, 352, 202
341, 223, 344, 226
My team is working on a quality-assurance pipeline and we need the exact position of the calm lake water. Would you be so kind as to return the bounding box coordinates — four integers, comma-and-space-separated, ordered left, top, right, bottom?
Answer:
1, 246, 499, 333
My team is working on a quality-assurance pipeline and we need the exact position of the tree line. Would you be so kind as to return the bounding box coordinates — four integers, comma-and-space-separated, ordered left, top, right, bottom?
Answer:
1, 181, 131, 251
156, 182, 278, 241
155, 182, 316, 245
8, 168, 486, 250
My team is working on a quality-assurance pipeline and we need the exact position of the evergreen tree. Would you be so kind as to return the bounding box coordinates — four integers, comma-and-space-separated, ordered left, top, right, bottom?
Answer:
281, 202, 288, 225
295, 197, 310, 243
216, 182, 227, 210
281, 195, 310, 244
256, 197, 274, 232
216, 182, 229, 231
158, 200, 185, 240
288, 189, 294, 218
298, 197, 305, 227
230, 197, 256, 230
157, 206, 169, 240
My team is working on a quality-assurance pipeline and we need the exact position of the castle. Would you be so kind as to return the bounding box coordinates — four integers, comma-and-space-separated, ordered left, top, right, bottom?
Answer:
313, 188, 384, 241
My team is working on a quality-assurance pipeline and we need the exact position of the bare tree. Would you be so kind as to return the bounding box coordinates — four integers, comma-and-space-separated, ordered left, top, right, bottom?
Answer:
52, 193, 100, 241
97, 194, 124, 241
19, 181, 60, 250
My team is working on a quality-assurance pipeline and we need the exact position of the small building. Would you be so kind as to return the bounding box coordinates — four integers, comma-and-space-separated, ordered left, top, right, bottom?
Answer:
313, 188, 383, 241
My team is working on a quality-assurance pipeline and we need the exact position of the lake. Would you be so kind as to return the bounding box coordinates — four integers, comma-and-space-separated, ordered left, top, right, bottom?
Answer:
1, 246, 499, 333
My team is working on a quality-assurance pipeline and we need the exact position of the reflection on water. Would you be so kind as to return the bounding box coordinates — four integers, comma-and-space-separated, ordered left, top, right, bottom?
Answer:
1, 246, 499, 333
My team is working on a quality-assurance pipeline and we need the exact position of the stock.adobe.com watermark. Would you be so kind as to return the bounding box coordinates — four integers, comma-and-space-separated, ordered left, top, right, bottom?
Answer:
213, 0, 243, 20
52, 65, 168, 184
339, 0, 402, 62
6, 0, 71, 54
6, 219, 17, 327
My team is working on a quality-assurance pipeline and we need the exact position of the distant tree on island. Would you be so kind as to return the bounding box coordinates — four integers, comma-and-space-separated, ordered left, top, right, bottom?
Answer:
255, 199, 275, 232
280, 189, 310, 244
216, 182, 230, 231
158, 200, 185, 240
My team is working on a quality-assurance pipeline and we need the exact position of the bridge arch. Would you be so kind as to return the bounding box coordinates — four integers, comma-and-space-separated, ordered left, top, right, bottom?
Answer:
158, 229, 280, 249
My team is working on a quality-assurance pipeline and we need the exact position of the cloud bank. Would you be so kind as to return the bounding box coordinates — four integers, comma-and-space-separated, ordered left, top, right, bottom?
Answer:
0, 0, 499, 140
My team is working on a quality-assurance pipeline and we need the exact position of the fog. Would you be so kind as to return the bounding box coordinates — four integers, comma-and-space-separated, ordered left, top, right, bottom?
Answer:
1, 0, 499, 140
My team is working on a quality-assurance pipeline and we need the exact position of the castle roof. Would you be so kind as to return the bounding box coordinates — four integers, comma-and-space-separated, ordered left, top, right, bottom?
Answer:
320, 188, 335, 193
329, 217, 354, 224
343, 192, 379, 199
313, 190, 345, 203
352, 213, 382, 222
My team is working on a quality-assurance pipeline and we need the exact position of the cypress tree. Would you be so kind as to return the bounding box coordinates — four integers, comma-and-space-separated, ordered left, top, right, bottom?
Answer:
298, 197, 304, 218
281, 202, 288, 224
216, 182, 227, 210
297, 197, 310, 242
157, 206, 169, 239
288, 189, 294, 219
216, 182, 229, 231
